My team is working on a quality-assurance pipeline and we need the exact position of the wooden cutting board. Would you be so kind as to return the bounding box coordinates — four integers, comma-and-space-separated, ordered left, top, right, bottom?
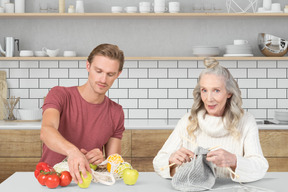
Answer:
0, 71, 8, 120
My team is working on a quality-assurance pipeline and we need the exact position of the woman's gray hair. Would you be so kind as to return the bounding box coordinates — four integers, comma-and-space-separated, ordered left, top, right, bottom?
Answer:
187, 58, 244, 140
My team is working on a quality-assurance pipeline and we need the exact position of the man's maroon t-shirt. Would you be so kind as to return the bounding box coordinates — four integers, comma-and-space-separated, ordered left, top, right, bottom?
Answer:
40, 86, 125, 166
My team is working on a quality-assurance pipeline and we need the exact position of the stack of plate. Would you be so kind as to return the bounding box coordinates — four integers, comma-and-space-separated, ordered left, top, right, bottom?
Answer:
274, 110, 288, 124
223, 44, 253, 57
192, 46, 220, 57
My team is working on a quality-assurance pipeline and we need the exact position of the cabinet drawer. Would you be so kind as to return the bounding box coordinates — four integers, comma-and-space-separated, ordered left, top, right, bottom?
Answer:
259, 130, 288, 157
121, 130, 131, 158
0, 130, 42, 157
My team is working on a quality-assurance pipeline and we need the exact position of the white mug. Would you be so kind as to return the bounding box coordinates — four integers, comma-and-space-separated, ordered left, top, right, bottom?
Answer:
15, 0, 25, 13
76, 0, 84, 13
0, 6, 4, 13
1, 0, 10, 8
125, 6, 137, 13
154, 6, 167, 13
271, 3, 281, 12
234, 39, 248, 45
169, 2, 180, 13
139, 2, 151, 13
154, 0, 166, 6
111, 6, 123, 13
5, 3, 14, 13
263, 0, 272, 11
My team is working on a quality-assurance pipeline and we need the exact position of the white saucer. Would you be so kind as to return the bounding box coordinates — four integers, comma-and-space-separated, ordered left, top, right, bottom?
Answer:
223, 54, 253, 57
256, 11, 283, 13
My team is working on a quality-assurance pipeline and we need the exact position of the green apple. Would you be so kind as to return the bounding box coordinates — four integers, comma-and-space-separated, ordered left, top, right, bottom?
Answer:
122, 168, 139, 185
89, 163, 97, 171
77, 172, 93, 188
117, 162, 132, 178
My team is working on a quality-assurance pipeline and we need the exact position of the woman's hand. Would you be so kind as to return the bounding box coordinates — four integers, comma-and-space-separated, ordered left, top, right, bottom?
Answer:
81, 148, 104, 165
206, 148, 237, 170
169, 147, 195, 166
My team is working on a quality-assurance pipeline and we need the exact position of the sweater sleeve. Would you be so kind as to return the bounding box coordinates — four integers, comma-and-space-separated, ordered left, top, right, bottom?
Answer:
153, 114, 188, 178
231, 113, 269, 183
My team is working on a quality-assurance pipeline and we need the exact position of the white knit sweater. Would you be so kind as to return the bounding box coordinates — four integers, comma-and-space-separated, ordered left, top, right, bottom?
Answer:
153, 110, 269, 183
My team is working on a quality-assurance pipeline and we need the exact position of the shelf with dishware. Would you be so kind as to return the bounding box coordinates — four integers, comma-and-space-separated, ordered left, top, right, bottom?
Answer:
1, 56, 288, 61
0, 12, 288, 18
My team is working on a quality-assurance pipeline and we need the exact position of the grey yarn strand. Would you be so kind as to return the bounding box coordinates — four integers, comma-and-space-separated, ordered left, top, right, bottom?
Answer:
172, 147, 216, 191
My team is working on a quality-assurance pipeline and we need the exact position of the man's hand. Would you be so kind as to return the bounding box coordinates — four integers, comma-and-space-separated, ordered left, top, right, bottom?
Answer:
67, 148, 91, 184
81, 148, 104, 165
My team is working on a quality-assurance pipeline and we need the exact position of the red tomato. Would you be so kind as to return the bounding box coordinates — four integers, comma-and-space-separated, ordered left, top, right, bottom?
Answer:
59, 171, 72, 187
37, 173, 47, 186
36, 162, 48, 171
45, 174, 60, 189
34, 169, 40, 179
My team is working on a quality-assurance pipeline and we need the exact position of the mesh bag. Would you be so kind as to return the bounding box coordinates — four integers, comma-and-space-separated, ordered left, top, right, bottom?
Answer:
172, 146, 216, 191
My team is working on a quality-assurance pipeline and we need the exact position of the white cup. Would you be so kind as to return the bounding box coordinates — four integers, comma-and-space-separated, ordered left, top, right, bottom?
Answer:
0, 6, 4, 13
271, 3, 281, 12
154, 6, 167, 13
15, 0, 25, 13
169, 2, 180, 13
140, 2, 151, 7
125, 6, 137, 13
111, 6, 123, 13
139, 2, 151, 13
257, 7, 265, 12
76, 0, 84, 13
263, 0, 272, 11
63, 51, 76, 57
234, 39, 248, 45
5, 3, 14, 13
1, 0, 10, 8
154, 0, 165, 6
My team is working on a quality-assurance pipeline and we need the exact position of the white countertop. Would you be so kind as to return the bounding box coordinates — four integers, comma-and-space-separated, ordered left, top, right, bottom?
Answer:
0, 119, 287, 130
0, 172, 286, 192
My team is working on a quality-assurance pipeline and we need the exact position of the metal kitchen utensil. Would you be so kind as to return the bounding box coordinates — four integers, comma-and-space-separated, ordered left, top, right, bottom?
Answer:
258, 33, 288, 57
0, 37, 20, 57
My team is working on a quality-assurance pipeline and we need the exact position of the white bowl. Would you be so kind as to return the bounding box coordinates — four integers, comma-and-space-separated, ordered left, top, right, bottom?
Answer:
18, 109, 42, 120
34, 51, 48, 57
20, 50, 34, 57
192, 46, 220, 57
63, 51, 76, 57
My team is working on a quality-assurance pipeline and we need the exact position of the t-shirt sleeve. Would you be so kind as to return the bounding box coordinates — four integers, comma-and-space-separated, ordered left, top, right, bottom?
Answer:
111, 106, 125, 139
42, 86, 66, 114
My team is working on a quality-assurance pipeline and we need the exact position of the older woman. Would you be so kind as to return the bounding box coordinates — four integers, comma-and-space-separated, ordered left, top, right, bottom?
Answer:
153, 58, 268, 183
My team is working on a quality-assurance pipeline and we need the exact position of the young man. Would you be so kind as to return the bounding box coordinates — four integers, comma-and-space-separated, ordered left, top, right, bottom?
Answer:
40, 44, 125, 184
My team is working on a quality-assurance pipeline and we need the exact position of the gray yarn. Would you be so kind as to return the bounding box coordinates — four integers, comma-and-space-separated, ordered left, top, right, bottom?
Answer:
172, 147, 216, 191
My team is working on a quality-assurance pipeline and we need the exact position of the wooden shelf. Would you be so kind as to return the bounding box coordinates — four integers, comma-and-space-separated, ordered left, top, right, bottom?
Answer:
0, 13, 288, 18
1, 56, 288, 61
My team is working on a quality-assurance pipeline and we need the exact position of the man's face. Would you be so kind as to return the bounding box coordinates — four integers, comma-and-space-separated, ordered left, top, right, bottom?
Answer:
86, 55, 121, 96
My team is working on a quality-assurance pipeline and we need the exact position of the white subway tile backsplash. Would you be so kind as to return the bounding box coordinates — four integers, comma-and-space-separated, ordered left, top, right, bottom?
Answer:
149, 69, 167, 78
149, 89, 167, 98
148, 109, 167, 119
30, 69, 49, 78
258, 79, 276, 88
258, 99, 276, 108
108, 89, 128, 98
10, 89, 29, 98
229, 69, 247, 78
218, 60, 237, 68
124, 60, 138, 68
50, 69, 68, 78
248, 89, 266, 98
30, 89, 49, 98
10, 69, 29, 78
242, 99, 257, 108
168, 89, 187, 98
178, 79, 197, 89
20, 79, 38, 88
258, 60, 277, 68
168, 109, 187, 119
79, 79, 87, 85
159, 60, 177, 68
139, 99, 157, 108
247, 109, 267, 119
188, 89, 194, 98
6, 79, 19, 89
40, 60, 58, 68
40, 79, 59, 88
168, 69, 187, 78
139, 60, 157, 68
119, 69, 128, 79
19, 99, 39, 109
59, 61, 78, 68
188, 69, 202, 78
277, 99, 288, 108
159, 99, 177, 108
119, 99, 138, 108
159, 79, 177, 88
278, 79, 288, 88
238, 79, 257, 88
79, 61, 86, 69
111, 79, 118, 89
268, 69, 286, 78
240, 88, 247, 99
0, 61, 18, 68
248, 69, 266, 78
119, 79, 138, 88
20, 61, 38, 68
238, 61, 257, 68
129, 69, 148, 78
178, 99, 193, 109
129, 89, 148, 98
178, 60, 197, 68
277, 61, 288, 68
59, 79, 78, 87
139, 79, 157, 88
128, 109, 147, 119
268, 89, 286, 98
69, 68, 87, 78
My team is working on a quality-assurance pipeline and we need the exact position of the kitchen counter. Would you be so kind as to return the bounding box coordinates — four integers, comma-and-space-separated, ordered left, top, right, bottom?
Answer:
0, 119, 287, 130
0, 172, 286, 192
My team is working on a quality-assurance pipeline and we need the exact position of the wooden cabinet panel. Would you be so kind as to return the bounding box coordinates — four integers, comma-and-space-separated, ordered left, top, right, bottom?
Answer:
266, 158, 288, 172
0, 157, 40, 183
131, 157, 154, 172
0, 130, 42, 157
259, 130, 288, 157
132, 130, 172, 157
121, 130, 131, 158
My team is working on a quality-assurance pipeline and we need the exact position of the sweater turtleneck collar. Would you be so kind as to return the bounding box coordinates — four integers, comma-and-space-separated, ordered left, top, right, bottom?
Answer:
197, 110, 229, 137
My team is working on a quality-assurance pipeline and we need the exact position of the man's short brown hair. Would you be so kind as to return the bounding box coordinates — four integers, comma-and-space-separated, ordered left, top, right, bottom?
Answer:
87, 44, 124, 71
